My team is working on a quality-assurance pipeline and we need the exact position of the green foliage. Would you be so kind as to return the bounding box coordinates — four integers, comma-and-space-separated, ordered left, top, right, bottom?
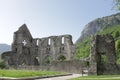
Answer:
113, 0, 120, 10
0, 60, 5, 69
74, 37, 90, 59
35, 57, 40, 65
114, 31, 119, 38
0, 69, 64, 78
115, 40, 120, 51
101, 55, 106, 64
115, 40, 120, 64
58, 55, 66, 61
45, 56, 52, 65
83, 61, 89, 67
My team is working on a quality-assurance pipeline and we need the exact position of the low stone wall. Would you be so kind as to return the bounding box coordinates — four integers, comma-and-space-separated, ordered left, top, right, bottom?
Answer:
16, 60, 83, 74
50, 60, 83, 73
17, 65, 50, 71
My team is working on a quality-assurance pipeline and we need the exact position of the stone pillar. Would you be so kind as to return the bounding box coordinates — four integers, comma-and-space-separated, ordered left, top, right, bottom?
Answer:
88, 35, 97, 75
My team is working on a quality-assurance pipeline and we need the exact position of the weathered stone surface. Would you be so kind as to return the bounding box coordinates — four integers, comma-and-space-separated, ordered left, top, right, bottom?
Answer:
2, 24, 75, 66
89, 34, 119, 75
16, 60, 83, 74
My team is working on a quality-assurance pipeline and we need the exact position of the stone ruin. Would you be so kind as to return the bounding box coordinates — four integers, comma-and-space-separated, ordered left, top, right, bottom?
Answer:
2, 24, 75, 67
2, 24, 120, 75
88, 34, 120, 75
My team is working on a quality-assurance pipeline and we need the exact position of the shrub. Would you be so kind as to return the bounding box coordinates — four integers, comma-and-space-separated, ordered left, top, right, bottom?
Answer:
0, 60, 5, 69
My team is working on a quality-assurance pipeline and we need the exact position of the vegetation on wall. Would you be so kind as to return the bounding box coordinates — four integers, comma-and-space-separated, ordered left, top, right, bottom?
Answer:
58, 55, 66, 61
74, 37, 90, 59
0, 60, 5, 69
74, 25, 120, 64
45, 56, 52, 65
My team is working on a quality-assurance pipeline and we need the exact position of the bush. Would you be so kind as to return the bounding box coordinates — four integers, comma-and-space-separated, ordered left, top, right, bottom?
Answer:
0, 60, 5, 69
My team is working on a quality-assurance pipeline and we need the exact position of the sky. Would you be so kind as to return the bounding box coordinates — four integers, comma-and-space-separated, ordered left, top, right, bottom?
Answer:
0, 0, 119, 45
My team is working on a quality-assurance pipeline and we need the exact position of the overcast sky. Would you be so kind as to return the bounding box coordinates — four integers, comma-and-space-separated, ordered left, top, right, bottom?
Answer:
0, 0, 118, 45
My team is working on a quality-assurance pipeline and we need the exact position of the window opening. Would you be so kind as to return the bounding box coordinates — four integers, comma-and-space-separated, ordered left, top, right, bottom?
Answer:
35, 57, 40, 65
101, 54, 106, 64
22, 40, 27, 46
15, 48, 17, 52
48, 38, 51, 45
36, 39, 39, 46
62, 47, 64, 50
62, 37, 64, 44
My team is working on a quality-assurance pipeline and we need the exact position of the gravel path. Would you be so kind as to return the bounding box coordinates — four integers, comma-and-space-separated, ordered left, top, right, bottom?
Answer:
35, 74, 87, 80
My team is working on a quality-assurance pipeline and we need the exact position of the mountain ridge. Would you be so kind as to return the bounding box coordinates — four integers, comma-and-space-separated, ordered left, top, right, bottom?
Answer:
76, 13, 120, 43
0, 44, 11, 54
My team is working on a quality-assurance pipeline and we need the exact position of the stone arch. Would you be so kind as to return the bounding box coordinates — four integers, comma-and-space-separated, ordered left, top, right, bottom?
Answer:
44, 55, 52, 65
34, 56, 40, 65
58, 55, 66, 61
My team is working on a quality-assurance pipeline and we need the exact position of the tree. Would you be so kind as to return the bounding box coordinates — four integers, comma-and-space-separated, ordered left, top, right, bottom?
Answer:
114, 31, 119, 38
115, 40, 120, 64
115, 40, 120, 52
113, 0, 120, 10
0, 60, 5, 69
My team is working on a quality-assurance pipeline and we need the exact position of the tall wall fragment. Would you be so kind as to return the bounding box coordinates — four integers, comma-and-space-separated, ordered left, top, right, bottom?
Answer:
89, 34, 119, 75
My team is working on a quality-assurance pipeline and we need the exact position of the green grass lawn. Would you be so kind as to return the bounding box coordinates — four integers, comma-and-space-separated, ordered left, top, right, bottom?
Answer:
69, 75, 120, 80
0, 69, 65, 78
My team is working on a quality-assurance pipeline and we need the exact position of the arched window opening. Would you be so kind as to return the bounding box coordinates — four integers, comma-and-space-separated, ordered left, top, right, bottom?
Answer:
58, 55, 66, 61
34, 57, 40, 65
62, 47, 64, 50
59, 47, 64, 53
15, 48, 17, 52
48, 38, 51, 45
45, 56, 52, 65
46, 48, 51, 54
36, 39, 39, 46
48, 48, 50, 51
62, 37, 64, 44
101, 54, 106, 64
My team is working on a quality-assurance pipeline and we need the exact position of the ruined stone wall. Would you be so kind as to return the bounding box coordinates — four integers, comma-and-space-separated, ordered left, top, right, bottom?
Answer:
11, 24, 37, 66
50, 60, 83, 73
2, 24, 75, 66
16, 60, 83, 74
36, 35, 74, 65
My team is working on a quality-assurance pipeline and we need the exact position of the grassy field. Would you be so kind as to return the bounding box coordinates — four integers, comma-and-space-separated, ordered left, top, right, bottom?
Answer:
0, 69, 65, 78
69, 75, 120, 80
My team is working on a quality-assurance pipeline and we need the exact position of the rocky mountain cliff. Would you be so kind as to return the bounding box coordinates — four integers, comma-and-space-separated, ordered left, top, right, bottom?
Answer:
0, 44, 11, 54
76, 13, 120, 43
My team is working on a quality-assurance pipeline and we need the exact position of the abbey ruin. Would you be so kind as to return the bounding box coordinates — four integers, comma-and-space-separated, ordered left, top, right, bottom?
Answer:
2, 24, 120, 75
2, 24, 74, 67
